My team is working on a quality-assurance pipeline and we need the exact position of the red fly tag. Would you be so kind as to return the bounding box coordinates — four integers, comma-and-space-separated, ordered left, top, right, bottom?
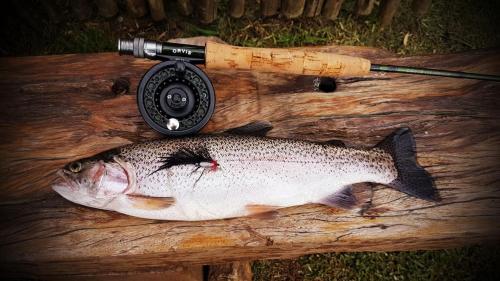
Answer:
210, 160, 218, 171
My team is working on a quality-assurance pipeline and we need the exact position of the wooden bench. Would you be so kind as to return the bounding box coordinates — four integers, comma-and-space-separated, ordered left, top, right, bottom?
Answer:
0, 37, 499, 279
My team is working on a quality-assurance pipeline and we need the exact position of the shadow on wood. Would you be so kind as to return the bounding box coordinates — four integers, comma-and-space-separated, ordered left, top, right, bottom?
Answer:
0, 37, 500, 278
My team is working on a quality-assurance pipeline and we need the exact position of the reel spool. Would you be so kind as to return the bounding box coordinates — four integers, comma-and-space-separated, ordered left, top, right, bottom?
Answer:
137, 60, 215, 136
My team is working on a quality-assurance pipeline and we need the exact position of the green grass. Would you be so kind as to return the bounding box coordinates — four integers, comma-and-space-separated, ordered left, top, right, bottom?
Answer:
253, 246, 500, 281
1, 0, 499, 56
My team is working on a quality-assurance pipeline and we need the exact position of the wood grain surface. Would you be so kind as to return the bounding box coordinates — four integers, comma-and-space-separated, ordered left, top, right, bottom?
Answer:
0, 38, 499, 278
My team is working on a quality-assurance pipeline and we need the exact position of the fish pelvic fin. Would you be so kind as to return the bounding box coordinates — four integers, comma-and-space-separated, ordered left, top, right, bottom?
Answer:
376, 128, 440, 202
245, 204, 280, 219
124, 195, 176, 210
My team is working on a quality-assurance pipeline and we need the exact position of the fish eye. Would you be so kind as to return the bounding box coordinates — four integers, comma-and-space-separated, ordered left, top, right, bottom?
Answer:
69, 161, 82, 173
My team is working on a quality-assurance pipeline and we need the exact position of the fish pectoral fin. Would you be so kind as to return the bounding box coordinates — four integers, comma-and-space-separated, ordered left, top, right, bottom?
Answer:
245, 204, 280, 219
224, 121, 273, 137
125, 195, 176, 210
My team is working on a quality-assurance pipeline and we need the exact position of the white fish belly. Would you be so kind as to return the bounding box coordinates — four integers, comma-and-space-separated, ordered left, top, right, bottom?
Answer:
119, 136, 397, 220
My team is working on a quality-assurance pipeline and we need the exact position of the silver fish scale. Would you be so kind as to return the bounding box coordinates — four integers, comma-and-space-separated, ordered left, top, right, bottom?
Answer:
117, 135, 397, 220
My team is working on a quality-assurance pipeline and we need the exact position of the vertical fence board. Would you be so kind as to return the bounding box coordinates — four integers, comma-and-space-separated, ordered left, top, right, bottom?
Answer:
196, 0, 217, 24
70, 0, 93, 20
229, 0, 245, 18
379, 0, 400, 27
412, 0, 431, 17
126, 0, 148, 18
354, 0, 375, 16
208, 262, 253, 281
260, 0, 280, 17
95, 0, 118, 18
41, 0, 61, 22
177, 0, 193, 16
304, 0, 325, 17
322, 0, 344, 20
147, 0, 166, 21
282, 0, 306, 19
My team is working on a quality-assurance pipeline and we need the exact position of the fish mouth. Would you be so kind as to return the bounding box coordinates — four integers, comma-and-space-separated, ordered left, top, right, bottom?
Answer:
53, 169, 77, 191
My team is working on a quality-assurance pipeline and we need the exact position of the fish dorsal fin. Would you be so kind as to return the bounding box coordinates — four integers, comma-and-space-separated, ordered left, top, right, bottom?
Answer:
152, 147, 214, 174
224, 121, 273, 137
125, 195, 175, 210
318, 185, 357, 209
324, 139, 346, 147
245, 204, 280, 219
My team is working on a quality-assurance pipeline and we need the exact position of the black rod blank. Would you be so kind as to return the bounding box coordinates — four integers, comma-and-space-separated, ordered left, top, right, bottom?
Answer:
370, 64, 500, 82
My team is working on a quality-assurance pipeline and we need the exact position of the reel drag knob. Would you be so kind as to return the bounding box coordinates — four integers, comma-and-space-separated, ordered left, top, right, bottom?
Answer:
137, 61, 215, 136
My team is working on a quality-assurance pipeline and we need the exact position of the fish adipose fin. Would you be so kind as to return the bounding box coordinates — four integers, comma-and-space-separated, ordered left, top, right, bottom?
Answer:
225, 121, 273, 137
376, 128, 440, 201
125, 195, 175, 210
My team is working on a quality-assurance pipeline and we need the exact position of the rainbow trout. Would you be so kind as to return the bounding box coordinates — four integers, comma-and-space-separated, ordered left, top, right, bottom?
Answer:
53, 123, 439, 221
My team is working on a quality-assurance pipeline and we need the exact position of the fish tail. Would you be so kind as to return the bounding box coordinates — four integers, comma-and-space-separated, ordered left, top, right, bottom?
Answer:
376, 128, 440, 201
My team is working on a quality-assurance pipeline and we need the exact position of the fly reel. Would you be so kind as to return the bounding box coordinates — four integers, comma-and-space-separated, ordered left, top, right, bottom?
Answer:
137, 60, 215, 136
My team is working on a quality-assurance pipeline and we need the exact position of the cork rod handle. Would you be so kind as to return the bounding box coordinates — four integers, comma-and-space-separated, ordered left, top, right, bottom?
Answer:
205, 41, 371, 77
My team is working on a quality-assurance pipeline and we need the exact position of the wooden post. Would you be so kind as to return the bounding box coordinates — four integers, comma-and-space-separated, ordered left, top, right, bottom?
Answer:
281, 0, 306, 19
208, 262, 253, 281
95, 0, 118, 18
1, 38, 500, 278
260, 0, 280, 17
177, 0, 193, 16
321, 0, 344, 20
229, 0, 245, 18
412, 0, 431, 17
41, 1, 61, 23
196, 0, 217, 24
354, 0, 375, 16
70, 0, 93, 20
147, 0, 166, 21
126, 0, 148, 18
304, 0, 325, 17
379, 0, 400, 27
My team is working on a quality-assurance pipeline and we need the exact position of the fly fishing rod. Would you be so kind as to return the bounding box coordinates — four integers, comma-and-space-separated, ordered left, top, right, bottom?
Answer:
118, 38, 500, 136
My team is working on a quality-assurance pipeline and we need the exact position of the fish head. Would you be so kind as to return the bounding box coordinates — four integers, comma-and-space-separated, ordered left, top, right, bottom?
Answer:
53, 156, 129, 209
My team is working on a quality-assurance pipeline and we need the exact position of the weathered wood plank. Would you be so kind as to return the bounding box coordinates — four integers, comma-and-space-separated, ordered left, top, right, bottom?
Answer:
412, 0, 431, 17
282, 0, 306, 19
354, 0, 375, 16
47, 265, 203, 281
229, 0, 245, 18
147, 0, 166, 21
95, 0, 118, 18
178, 0, 194, 16
196, 0, 217, 24
304, 0, 325, 17
0, 38, 500, 278
322, 0, 344, 20
260, 0, 280, 17
379, 0, 400, 27
126, 0, 148, 18
208, 262, 252, 281
70, 0, 93, 20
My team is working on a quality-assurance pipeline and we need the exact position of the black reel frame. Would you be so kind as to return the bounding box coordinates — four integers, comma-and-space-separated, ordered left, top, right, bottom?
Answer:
137, 57, 215, 136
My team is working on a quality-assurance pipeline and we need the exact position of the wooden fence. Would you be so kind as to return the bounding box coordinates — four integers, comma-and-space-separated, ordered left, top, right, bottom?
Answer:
44, 0, 432, 27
